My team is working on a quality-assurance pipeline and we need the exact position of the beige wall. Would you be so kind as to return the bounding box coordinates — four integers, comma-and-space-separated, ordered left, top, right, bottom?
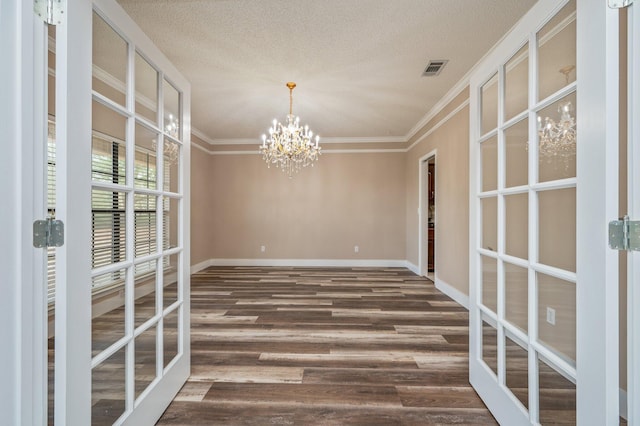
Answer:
188, 94, 469, 292
405, 98, 470, 295
190, 139, 214, 266
196, 151, 406, 260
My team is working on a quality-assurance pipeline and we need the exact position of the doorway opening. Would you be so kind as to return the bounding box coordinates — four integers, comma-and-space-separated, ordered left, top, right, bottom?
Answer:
419, 151, 436, 280
426, 156, 436, 281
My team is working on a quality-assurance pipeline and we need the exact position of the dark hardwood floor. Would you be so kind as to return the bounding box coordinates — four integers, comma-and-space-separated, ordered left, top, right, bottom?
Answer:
157, 267, 497, 425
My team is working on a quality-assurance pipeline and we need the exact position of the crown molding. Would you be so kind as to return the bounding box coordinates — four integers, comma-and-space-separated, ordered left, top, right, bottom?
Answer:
405, 99, 469, 152
190, 129, 406, 146
191, 141, 405, 155
191, 128, 217, 145
321, 149, 406, 154
320, 136, 405, 144
404, 77, 469, 142
206, 137, 259, 146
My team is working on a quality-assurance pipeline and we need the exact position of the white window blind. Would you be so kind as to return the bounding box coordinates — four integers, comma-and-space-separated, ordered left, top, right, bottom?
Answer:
47, 121, 56, 303
47, 127, 172, 303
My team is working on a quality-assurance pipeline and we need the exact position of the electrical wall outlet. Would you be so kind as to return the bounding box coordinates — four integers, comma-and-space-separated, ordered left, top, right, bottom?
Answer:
546, 307, 556, 325
354, 245, 359, 253
260, 245, 266, 253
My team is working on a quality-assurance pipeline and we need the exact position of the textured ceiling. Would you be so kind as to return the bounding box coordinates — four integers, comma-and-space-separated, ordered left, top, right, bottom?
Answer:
116, 0, 536, 143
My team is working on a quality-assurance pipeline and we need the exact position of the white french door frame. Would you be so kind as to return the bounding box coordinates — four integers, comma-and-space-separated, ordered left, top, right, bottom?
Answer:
627, 1, 640, 423
469, 0, 621, 424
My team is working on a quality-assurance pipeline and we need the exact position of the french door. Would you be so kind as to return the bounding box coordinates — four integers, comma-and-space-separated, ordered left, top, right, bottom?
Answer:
47, 0, 191, 424
469, 0, 621, 424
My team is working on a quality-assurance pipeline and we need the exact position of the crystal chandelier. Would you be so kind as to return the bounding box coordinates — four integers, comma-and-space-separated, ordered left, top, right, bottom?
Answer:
536, 66, 576, 169
260, 82, 321, 177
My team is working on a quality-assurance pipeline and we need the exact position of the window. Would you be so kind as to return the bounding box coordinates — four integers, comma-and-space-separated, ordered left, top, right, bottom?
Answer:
46, 123, 170, 303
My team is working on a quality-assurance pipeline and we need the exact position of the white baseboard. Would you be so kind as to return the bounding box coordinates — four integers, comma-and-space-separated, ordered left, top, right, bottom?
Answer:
204, 258, 408, 268
190, 258, 213, 274
620, 388, 627, 420
404, 261, 420, 275
435, 276, 469, 309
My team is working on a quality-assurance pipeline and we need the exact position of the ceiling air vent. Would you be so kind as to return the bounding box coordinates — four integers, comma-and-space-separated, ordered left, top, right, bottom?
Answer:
422, 60, 448, 77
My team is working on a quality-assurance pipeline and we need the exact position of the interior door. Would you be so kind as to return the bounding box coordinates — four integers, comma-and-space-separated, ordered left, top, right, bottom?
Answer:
52, 0, 191, 424
469, 0, 621, 424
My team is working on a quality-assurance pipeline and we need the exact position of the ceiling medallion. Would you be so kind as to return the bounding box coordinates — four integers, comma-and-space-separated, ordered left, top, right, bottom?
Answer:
260, 82, 321, 177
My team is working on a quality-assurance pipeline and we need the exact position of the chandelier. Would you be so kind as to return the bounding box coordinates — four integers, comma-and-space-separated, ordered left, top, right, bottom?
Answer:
536, 66, 576, 169
260, 82, 321, 177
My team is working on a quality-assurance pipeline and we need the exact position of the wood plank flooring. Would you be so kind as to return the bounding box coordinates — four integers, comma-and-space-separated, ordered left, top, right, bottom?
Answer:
157, 267, 497, 425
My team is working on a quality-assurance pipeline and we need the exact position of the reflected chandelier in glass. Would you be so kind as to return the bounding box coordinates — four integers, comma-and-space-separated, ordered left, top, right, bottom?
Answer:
151, 113, 180, 165
536, 66, 576, 170
260, 82, 321, 177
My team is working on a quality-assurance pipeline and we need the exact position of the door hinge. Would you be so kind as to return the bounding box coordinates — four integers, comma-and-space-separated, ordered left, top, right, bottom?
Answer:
33, 218, 64, 248
608, 0, 633, 8
609, 215, 640, 251
34, 0, 64, 26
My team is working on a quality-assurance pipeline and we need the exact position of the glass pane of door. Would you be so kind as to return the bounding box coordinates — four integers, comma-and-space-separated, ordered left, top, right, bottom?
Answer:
506, 334, 529, 409
538, 355, 576, 424
537, 0, 576, 101
505, 44, 529, 122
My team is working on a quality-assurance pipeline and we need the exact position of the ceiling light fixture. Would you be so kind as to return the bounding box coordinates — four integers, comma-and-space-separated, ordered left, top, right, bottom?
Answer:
260, 82, 320, 177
